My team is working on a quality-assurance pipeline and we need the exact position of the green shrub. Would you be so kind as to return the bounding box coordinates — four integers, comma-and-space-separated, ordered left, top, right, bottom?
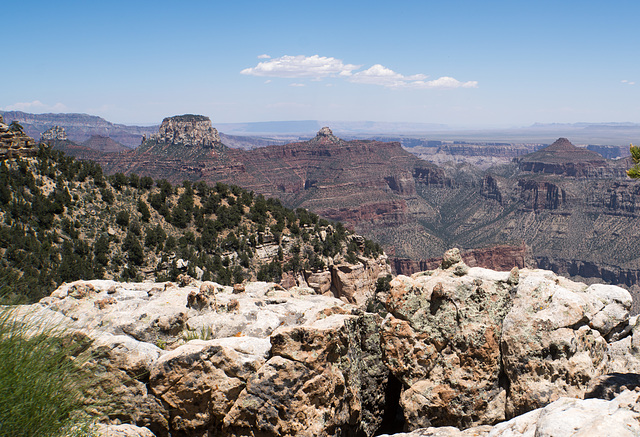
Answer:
0, 309, 97, 436
375, 274, 392, 293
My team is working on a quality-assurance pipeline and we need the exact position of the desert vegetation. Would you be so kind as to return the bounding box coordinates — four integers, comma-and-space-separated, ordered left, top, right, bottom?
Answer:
0, 145, 383, 304
0, 309, 97, 436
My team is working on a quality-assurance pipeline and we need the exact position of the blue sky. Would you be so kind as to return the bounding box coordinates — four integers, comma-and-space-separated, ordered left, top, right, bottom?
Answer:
3, 0, 639, 127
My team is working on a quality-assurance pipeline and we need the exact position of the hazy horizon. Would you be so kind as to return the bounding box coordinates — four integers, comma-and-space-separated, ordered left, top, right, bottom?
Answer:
3, 1, 640, 127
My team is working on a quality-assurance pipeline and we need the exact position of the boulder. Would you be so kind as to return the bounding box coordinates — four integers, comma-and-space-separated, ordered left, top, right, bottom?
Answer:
330, 256, 389, 305
492, 389, 640, 437
96, 424, 156, 437
20, 260, 639, 436
86, 333, 169, 434
501, 272, 621, 417
32, 278, 382, 436
223, 312, 387, 437
381, 266, 513, 429
379, 390, 640, 437
149, 337, 270, 434
381, 263, 634, 429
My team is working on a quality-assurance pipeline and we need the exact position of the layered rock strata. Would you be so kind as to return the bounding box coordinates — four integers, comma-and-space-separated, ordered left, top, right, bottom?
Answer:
2, 110, 158, 148
92, 127, 640, 291
516, 137, 627, 178
392, 244, 531, 276
0, 115, 37, 158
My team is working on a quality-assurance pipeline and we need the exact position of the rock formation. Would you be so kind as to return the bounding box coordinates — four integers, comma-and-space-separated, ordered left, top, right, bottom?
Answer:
95, 125, 448, 262
516, 137, 627, 178
407, 141, 544, 169
40, 125, 68, 141
15, 251, 640, 436
393, 244, 531, 276
0, 115, 37, 158
152, 115, 221, 148
81, 135, 131, 152
310, 126, 342, 145
378, 389, 640, 436
30, 278, 389, 436
1, 110, 158, 148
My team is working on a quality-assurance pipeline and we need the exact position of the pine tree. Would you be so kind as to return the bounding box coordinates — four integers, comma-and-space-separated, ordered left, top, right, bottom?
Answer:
628, 144, 640, 178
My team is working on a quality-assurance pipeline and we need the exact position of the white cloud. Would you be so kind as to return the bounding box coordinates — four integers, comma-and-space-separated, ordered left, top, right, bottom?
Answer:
349, 64, 427, 87
264, 79, 272, 84
289, 83, 306, 87
241, 55, 477, 90
3, 100, 68, 112
413, 76, 479, 89
622, 79, 635, 85
241, 55, 360, 79
349, 65, 476, 89
257, 54, 271, 59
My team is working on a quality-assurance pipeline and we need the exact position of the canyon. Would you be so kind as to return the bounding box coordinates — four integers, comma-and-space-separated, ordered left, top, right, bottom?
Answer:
5, 113, 640, 435
90, 116, 640, 295
7, 113, 640, 299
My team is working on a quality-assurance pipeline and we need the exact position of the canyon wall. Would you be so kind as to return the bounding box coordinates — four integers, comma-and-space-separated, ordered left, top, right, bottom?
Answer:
63, 119, 640, 290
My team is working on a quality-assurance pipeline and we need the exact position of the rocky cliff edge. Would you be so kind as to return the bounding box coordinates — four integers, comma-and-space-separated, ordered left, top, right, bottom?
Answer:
14, 249, 640, 436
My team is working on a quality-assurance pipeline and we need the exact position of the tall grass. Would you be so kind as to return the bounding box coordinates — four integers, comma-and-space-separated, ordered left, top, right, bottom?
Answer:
0, 308, 97, 436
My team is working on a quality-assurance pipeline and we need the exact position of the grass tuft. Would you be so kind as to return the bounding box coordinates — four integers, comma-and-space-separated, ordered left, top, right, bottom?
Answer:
0, 308, 97, 436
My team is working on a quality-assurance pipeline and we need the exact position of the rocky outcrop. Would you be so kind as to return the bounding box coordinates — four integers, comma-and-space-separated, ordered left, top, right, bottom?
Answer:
32, 278, 388, 437
225, 313, 387, 436
319, 200, 410, 228
517, 180, 566, 210
500, 275, 627, 417
97, 423, 157, 437
381, 252, 637, 431
41, 125, 68, 141
382, 251, 516, 429
82, 135, 131, 152
152, 115, 221, 148
380, 389, 640, 437
311, 126, 342, 145
1, 110, 158, 147
15, 254, 640, 436
0, 117, 37, 158
301, 254, 390, 305
40, 126, 130, 155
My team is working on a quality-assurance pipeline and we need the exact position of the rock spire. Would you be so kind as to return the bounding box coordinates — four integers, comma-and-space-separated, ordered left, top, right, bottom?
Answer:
311, 126, 341, 144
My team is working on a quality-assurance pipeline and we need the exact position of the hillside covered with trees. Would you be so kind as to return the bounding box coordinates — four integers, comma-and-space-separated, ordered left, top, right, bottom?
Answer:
0, 146, 385, 304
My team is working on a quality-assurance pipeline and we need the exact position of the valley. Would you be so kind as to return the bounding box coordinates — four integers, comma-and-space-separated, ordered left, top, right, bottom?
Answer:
5, 111, 640, 435
6, 111, 640, 303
